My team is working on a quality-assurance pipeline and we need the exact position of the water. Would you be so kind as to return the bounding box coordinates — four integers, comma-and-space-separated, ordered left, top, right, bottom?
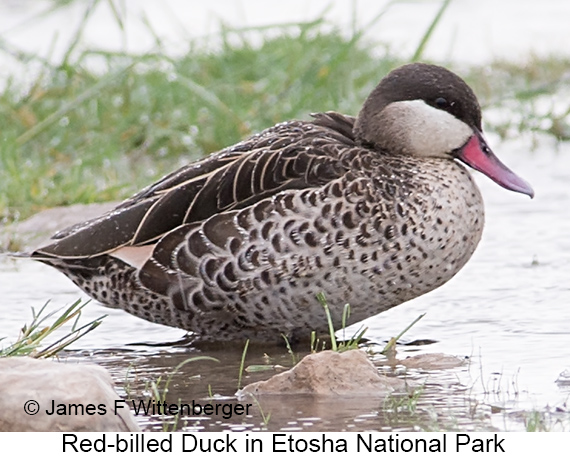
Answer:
1, 0, 570, 433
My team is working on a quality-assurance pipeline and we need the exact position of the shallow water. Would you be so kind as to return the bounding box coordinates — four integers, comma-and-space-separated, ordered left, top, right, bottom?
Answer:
1, 140, 569, 432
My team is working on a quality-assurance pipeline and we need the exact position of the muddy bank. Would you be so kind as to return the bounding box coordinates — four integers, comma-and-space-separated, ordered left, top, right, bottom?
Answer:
1, 202, 118, 252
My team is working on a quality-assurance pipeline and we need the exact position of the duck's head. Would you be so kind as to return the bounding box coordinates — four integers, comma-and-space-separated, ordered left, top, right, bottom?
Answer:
354, 63, 534, 198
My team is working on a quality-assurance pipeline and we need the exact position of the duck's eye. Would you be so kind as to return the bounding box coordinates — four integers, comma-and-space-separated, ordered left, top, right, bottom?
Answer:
435, 97, 448, 108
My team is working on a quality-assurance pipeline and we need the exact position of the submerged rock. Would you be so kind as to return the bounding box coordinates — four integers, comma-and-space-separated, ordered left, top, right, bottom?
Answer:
398, 353, 466, 370
237, 350, 406, 398
0, 357, 140, 432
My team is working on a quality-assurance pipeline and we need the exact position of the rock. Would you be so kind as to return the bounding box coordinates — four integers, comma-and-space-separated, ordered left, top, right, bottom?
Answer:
398, 353, 466, 370
0, 357, 140, 432
237, 350, 406, 398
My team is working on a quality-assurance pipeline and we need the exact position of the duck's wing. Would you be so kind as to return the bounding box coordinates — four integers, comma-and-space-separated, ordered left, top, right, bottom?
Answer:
33, 113, 357, 259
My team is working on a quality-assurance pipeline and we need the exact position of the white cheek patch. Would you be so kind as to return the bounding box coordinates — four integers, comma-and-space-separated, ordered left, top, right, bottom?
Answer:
386, 100, 474, 158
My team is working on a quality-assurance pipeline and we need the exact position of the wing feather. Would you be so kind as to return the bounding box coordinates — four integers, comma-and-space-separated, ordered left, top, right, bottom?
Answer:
34, 113, 357, 259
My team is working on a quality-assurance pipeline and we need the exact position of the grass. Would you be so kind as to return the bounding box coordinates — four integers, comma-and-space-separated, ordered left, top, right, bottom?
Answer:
0, 9, 399, 224
465, 56, 570, 142
316, 292, 368, 352
242, 292, 370, 376
148, 355, 218, 432
1, 1, 568, 226
523, 409, 570, 432
411, 0, 452, 62
525, 410, 549, 432
237, 339, 250, 390
380, 312, 425, 357
383, 385, 424, 416
281, 334, 299, 365
0, 300, 104, 358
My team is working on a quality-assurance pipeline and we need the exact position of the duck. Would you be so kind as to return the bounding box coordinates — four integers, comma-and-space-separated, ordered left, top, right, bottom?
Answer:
30, 63, 534, 342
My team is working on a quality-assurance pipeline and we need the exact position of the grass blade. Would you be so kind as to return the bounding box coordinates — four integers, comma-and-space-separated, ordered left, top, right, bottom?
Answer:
60, 0, 100, 68
237, 339, 250, 390
0, 300, 105, 358
411, 0, 452, 62
380, 313, 426, 356
317, 292, 337, 351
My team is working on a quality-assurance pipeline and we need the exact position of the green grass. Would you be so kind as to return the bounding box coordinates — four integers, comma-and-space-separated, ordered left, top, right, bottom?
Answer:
1, 2, 569, 225
0, 14, 399, 223
148, 355, 218, 432
315, 292, 368, 352
380, 312, 425, 357
237, 339, 250, 390
0, 300, 104, 358
383, 385, 424, 416
464, 56, 570, 141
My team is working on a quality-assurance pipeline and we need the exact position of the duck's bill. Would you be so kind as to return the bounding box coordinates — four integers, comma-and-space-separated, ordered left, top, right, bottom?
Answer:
456, 130, 534, 198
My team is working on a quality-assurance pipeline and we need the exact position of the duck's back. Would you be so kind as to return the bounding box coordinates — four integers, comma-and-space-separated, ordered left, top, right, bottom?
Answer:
34, 113, 357, 259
